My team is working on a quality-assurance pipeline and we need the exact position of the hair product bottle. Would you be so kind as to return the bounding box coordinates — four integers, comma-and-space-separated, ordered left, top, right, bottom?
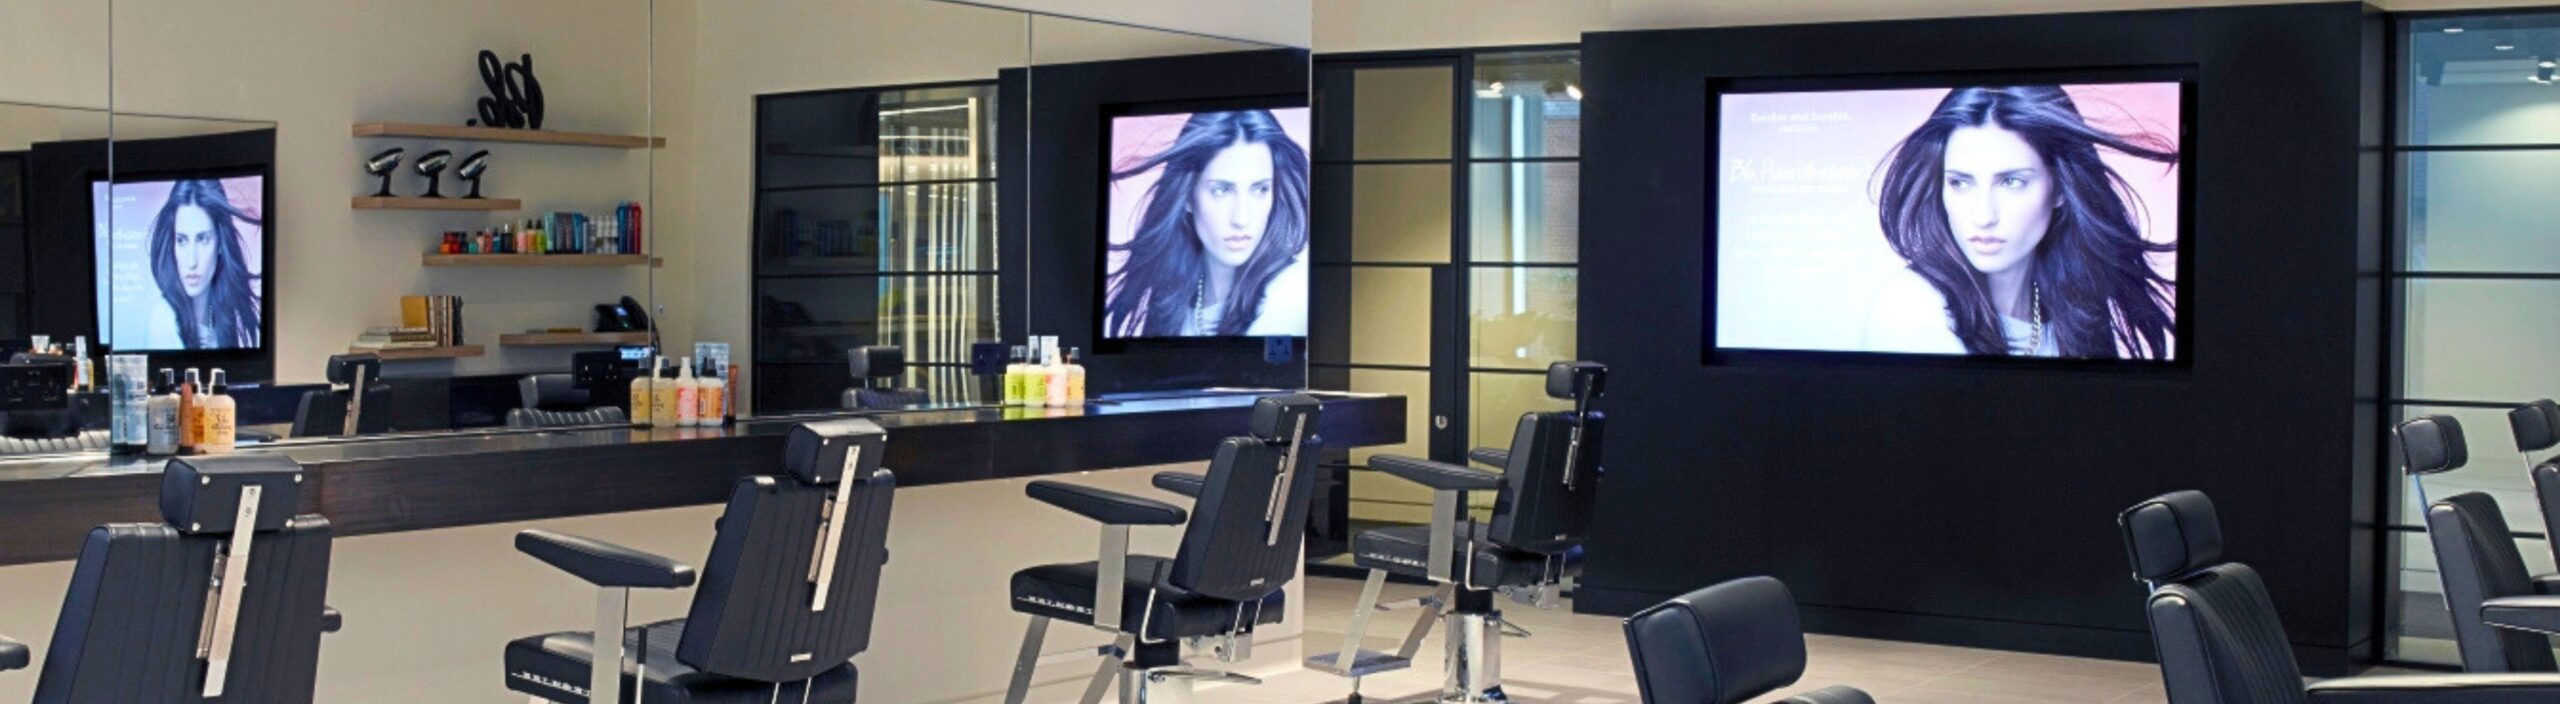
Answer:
1003, 345, 1029, 406
694, 360, 725, 427
178, 368, 202, 454
674, 356, 699, 427
1044, 342, 1068, 408
629, 356, 658, 427
1023, 338, 1051, 408
106, 354, 146, 454
1065, 347, 1086, 406
72, 336, 93, 391
196, 369, 236, 454
146, 369, 179, 455
650, 359, 681, 427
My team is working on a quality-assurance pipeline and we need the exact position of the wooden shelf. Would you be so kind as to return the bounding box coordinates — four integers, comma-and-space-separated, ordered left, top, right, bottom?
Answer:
354, 196, 521, 211
352, 345, 485, 361
499, 332, 651, 347
354, 122, 665, 149
420, 253, 660, 268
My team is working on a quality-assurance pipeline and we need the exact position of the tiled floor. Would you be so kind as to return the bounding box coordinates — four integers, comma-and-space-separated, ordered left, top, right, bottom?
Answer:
1223, 576, 2168, 703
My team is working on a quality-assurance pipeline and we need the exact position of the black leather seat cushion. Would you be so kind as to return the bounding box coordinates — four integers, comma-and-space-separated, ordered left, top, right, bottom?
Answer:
1010, 556, 1285, 640
505, 618, 857, 703
1353, 523, 1582, 588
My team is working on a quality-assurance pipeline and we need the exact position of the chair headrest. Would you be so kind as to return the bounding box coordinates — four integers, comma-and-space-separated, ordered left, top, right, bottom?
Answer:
161, 454, 304, 535
1624, 576, 1807, 704
2118, 490, 2223, 583
1248, 394, 1322, 443
519, 374, 586, 409
2396, 415, 2468, 476
326, 353, 382, 386
2514, 400, 2560, 454
847, 346, 905, 380
784, 417, 888, 485
1547, 361, 1607, 401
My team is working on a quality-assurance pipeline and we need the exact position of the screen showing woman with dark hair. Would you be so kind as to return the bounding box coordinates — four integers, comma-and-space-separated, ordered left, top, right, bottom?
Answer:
1714, 82, 2183, 362
1102, 107, 1311, 339
92, 176, 266, 351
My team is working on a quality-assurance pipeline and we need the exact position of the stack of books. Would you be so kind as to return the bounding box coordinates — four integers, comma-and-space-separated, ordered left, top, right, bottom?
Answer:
361, 294, 467, 347
352, 326, 437, 350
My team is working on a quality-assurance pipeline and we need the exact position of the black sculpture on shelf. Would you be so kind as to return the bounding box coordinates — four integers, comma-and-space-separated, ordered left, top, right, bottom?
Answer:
363, 148, 405, 198
467, 50, 545, 130
413, 149, 452, 198
456, 150, 490, 199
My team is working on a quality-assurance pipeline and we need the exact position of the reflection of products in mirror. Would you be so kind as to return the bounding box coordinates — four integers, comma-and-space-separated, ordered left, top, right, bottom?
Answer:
196, 369, 236, 454
178, 368, 201, 454
146, 369, 178, 455
456, 150, 490, 199
413, 149, 452, 198
364, 147, 405, 198
106, 355, 148, 454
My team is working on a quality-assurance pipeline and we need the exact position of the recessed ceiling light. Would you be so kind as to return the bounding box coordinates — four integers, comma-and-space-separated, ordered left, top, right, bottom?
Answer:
2444, 26, 2466, 34
2542, 59, 2557, 69
2497, 43, 2518, 51
1565, 84, 1584, 101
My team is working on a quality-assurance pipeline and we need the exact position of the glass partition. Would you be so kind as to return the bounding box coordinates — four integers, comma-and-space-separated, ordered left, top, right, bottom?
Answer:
0, 0, 111, 455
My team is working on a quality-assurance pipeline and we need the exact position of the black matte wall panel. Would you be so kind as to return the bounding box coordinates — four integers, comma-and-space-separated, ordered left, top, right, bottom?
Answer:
1020, 49, 1311, 394
1575, 3, 2381, 669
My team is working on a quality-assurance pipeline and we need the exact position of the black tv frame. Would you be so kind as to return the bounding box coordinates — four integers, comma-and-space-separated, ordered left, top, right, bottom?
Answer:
87, 162, 279, 368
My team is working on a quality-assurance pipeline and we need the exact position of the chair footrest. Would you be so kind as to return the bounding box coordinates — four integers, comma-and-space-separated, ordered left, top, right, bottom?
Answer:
1307, 649, 1414, 677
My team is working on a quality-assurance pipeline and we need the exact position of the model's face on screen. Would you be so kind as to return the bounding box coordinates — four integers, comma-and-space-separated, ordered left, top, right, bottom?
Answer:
1190, 139, 1276, 269
1940, 124, 2054, 275
173, 205, 218, 297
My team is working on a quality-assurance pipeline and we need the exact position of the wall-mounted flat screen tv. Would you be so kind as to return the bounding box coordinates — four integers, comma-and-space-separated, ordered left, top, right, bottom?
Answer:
91, 173, 269, 352
1709, 75, 2192, 366
1098, 104, 1311, 345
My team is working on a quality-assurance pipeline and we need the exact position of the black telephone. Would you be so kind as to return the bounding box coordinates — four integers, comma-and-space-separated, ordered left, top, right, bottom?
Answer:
594, 296, 653, 333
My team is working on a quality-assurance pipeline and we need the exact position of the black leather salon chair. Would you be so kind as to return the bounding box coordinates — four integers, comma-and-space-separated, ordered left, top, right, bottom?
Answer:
2397, 415, 2560, 673
2121, 490, 2560, 702
1623, 576, 1871, 704
1309, 360, 1605, 704
32, 454, 341, 703
292, 353, 391, 438
507, 373, 630, 428
1002, 394, 1323, 704
503, 418, 896, 703
2506, 400, 2560, 572
841, 345, 930, 410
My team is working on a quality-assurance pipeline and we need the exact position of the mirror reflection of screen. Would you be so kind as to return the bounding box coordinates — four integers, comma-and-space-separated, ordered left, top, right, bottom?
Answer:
91, 176, 266, 351
1713, 83, 2182, 361
1101, 107, 1311, 340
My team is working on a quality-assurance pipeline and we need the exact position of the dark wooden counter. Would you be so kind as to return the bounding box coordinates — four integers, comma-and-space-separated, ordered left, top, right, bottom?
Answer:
0, 391, 1403, 565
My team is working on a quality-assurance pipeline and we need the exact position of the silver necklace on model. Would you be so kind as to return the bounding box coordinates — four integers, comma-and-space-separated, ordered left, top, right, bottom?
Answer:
1192, 272, 1214, 335
2022, 282, 2045, 355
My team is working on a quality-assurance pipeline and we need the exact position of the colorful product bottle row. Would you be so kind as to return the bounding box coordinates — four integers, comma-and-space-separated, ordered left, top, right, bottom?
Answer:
435, 202, 645, 255
629, 355, 727, 428
146, 366, 234, 456
1002, 336, 1085, 408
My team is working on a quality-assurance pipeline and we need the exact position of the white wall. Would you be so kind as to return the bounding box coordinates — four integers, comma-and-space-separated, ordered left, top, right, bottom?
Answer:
99, 0, 663, 383
0, 0, 107, 110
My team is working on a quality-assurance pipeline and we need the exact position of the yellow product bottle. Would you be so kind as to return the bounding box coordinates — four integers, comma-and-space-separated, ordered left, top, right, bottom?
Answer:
196, 369, 237, 454
178, 368, 202, 454
629, 357, 657, 426
696, 366, 725, 426
1043, 343, 1068, 408
1001, 345, 1027, 406
675, 357, 700, 427
1022, 339, 1050, 408
650, 360, 681, 427
1065, 347, 1086, 405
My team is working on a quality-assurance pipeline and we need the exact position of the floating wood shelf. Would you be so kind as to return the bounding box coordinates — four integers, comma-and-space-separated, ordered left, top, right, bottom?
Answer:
353, 122, 665, 149
499, 332, 651, 347
354, 196, 521, 211
420, 253, 660, 268
352, 345, 485, 361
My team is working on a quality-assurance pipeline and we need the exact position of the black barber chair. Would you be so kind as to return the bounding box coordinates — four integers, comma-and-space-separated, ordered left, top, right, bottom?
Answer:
1623, 577, 1871, 704
507, 373, 630, 428
841, 345, 930, 410
504, 418, 896, 703
1309, 361, 1605, 704
292, 354, 391, 438
1002, 394, 1323, 704
26, 455, 341, 703
2397, 415, 2560, 672
2506, 400, 2560, 575
2121, 490, 2560, 702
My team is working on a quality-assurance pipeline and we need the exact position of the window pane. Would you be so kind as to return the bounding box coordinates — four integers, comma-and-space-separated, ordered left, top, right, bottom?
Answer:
1468, 162, 1578, 263
1469, 372, 1568, 454
761, 183, 996, 274
760, 91, 880, 189
2388, 529, 2460, 666
1352, 66, 1453, 160
1471, 50, 1582, 159
2401, 279, 2560, 401
1350, 267, 1433, 367
878, 85, 998, 182
2405, 13, 2560, 146
757, 275, 995, 364
2402, 151, 2560, 272
2390, 404, 2546, 533
1340, 164, 1451, 263
1470, 267, 1575, 369
1347, 368, 1432, 523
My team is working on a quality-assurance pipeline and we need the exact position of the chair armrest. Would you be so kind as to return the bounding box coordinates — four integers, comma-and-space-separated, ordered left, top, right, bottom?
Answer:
2309, 673, 2560, 702
1469, 447, 1510, 468
2483, 595, 2560, 635
322, 606, 342, 634
1027, 480, 1187, 526
1152, 471, 1206, 499
1373, 455, 1502, 491
516, 529, 698, 589
2536, 573, 2560, 595
1782, 686, 1875, 704
0, 635, 24, 672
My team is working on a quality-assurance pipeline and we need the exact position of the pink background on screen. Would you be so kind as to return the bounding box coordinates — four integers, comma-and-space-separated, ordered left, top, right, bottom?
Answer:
1103, 108, 1312, 277
1712, 83, 2182, 355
